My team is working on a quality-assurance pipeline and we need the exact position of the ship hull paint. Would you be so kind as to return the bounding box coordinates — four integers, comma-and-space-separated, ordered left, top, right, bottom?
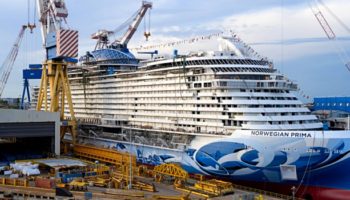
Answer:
229, 180, 350, 200
81, 129, 350, 200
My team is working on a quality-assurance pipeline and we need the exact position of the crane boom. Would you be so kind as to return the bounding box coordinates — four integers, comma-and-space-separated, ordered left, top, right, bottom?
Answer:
119, 1, 152, 45
309, 0, 350, 71
91, 1, 152, 50
0, 25, 27, 97
314, 11, 336, 40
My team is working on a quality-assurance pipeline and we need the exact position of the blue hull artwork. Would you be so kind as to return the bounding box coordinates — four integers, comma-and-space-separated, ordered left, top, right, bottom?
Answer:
89, 130, 350, 199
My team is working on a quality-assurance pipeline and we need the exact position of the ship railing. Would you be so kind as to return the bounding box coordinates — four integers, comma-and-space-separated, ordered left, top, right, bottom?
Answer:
122, 124, 230, 136
232, 183, 303, 200
215, 80, 298, 90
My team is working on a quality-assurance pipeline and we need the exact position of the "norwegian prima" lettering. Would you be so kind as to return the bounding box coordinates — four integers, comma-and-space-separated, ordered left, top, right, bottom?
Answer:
251, 130, 312, 138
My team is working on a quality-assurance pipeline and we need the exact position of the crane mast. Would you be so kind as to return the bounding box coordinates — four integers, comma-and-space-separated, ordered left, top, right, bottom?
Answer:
36, 0, 68, 47
36, 0, 79, 146
0, 25, 27, 97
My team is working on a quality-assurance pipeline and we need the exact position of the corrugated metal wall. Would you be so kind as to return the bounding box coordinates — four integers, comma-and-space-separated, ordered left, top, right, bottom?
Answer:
0, 122, 55, 137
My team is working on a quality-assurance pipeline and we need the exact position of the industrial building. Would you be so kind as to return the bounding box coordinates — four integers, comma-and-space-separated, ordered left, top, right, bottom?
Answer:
0, 109, 60, 164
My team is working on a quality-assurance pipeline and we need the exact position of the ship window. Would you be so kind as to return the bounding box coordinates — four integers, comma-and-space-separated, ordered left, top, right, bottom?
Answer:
204, 82, 212, 87
194, 83, 202, 88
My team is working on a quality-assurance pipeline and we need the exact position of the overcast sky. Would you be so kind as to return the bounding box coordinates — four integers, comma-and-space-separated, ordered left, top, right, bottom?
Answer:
1, 0, 350, 101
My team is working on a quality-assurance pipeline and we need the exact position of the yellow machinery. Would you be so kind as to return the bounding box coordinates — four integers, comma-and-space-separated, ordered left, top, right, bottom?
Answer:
152, 193, 191, 200
36, 60, 77, 144
111, 172, 156, 192
73, 144, 136, 167
153, 163, 188, 183
192, 179, 234, 196
85, 177, 110, 188
68, 178, 87, 191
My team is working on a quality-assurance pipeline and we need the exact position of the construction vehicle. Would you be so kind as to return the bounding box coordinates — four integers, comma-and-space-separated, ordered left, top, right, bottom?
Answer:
91, 1, 152, 50
35, 0, 79, 145
0, 25, 28, 98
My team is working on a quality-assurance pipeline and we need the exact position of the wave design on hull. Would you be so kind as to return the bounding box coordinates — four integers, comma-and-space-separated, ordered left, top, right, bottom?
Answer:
185, 139, 349, 183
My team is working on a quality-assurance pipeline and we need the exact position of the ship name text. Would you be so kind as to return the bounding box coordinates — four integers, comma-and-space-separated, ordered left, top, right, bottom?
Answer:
251, 130, 312, 138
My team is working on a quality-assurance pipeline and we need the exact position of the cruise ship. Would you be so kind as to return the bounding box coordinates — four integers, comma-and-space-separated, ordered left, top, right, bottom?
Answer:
31, 31, 350, 199
35, 32, 348, 200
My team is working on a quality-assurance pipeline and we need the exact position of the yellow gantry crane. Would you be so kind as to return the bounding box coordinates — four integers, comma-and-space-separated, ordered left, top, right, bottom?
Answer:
36, 60, 77, 142
35, 0, 79, 145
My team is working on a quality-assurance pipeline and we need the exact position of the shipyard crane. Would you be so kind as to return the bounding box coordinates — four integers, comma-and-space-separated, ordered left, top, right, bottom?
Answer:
0, 0, 36, 98
35, 0, 79, 145
309, 0, 350, 71
0, 25, 28, 98
91, 1, 152, 50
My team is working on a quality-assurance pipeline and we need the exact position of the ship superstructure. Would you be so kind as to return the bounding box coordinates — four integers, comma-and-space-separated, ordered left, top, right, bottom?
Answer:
72, 40, 321, 133
31, 35, 321, 152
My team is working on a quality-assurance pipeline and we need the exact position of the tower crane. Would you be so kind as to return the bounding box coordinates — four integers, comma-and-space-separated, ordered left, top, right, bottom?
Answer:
0, 25, 27, 97
309, 0, 350, 71
35, 0, 79, 146
91, 1, 152, 50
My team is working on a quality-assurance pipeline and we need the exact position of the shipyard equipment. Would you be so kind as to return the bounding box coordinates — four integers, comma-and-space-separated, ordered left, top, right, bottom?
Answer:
91, 1, 152, 50
20, 64, 42, 109
0, 1, 36, 98
309, 0, 350, 71
0, 26, 28, 98
73, 144, 136, 167
35, 0, 79, 144
153, 163, 188, 183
